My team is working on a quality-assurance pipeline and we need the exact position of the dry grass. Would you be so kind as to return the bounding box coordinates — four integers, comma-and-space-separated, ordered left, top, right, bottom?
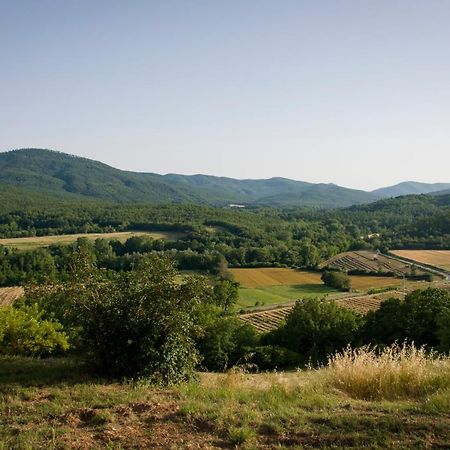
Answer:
327, 343, 450, 401
2, 356, 450, 448
0, 287, 24, 307
391, 250, 450, 271
0, 231, 182, 251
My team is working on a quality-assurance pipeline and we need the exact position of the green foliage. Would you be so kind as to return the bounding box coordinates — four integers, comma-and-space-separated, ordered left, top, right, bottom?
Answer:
267, 298, 361, 364
212, 279, 239, 311
0, 148, 375, 207
321, 270, 351, 291
1, 186, 450, 288
0, 304, 69, 357
25, 254, 211, 383
196, 313, 259, 371
362, 288, 450, 349
249, 345, 302, 370
437, 308, 450, 353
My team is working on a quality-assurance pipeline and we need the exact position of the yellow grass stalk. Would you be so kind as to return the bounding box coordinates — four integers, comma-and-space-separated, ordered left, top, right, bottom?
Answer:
327, 343, 450, 400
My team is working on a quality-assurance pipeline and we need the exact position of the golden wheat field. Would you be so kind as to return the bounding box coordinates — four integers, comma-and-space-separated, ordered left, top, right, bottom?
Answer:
0, 231, 182, 251
0, 287, 24, 306
230, 267, 403, 290
350, 276, 402, 290
391, 250, 450, 271
229, 268, 323, 288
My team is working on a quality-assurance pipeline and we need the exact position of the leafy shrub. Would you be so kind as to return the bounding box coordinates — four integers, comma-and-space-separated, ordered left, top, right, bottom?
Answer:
197, 314, 259, 371
25, 253, 212, 383
437, 308, 450, 353
0, 304, 69, 357
321, 270, 351, 291
266, 297, 361, 364
362, 288, 450, 348
249, 345, 301, 370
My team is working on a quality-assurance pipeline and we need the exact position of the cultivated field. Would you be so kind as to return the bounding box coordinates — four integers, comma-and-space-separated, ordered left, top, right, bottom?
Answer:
0, 287, 24, 306
321, 250, 424, 276
239, 290, 407, 333
0, 231, 182, 251
237, 284, 336, 308
230, 268, 406, 308
391, 250, 450, 272
229, 267, 323, 288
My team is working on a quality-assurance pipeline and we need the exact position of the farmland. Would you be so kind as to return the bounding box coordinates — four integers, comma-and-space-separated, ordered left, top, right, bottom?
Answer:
237, 284, 337, 308
0, 231, 182, 251
229, 268, 323, 288
0, 287, 24, 306
391, 250, 450, 272
239, 290, 407, 333
230, 267, 406, 309
321, 250, 425, 276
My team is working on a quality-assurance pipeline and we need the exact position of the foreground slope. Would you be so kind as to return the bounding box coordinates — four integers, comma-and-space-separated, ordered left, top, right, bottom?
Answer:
1, 356, 449, 449
0, 148, 376, 207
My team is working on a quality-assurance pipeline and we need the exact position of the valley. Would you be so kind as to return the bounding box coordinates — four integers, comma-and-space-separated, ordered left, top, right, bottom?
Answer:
1, 149, 450, 449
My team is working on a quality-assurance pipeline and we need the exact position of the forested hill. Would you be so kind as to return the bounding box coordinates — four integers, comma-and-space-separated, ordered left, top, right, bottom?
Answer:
372, 181, 450, 198
0, 148, 376, 208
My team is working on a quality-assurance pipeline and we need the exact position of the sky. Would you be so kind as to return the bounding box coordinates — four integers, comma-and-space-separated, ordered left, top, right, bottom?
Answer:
1, 0, 449, 191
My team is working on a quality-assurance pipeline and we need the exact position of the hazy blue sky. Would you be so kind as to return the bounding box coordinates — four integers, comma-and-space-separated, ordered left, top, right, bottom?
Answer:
1, 1, 449, 190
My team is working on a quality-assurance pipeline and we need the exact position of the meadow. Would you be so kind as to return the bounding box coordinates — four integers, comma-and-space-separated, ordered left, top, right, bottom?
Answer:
1, 347, 450, 449
0, 231, 181, 251
391, 250, 450, 272
231, 268, 405, 308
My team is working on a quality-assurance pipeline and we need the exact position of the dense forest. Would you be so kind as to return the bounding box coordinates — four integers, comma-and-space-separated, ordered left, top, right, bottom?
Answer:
0, 191, 449, 286
0, 149, 378, 207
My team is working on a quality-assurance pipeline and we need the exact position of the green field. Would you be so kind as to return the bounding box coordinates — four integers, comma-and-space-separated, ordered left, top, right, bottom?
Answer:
237, 283, 338, 308
0, 231, 182, 251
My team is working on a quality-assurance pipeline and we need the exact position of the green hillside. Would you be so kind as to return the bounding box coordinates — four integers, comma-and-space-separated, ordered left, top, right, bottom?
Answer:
0, 149, 377, 208
372, 181, 450, 197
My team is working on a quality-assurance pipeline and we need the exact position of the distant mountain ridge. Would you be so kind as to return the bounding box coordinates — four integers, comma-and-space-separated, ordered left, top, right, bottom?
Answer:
372, 181, 450, 198
0, 148, 376, 208
0, 149, 448, 208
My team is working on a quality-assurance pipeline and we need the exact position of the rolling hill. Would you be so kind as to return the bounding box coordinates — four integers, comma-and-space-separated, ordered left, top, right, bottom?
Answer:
372, 181, 450, 198
1, 149, 449, 208
0, 148, 377, 208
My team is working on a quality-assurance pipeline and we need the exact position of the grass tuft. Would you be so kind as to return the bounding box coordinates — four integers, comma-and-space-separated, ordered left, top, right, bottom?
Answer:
327, 343, 450, 400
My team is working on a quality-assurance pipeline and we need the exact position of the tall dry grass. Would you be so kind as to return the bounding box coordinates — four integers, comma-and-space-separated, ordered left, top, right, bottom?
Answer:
327, 343, 450, 400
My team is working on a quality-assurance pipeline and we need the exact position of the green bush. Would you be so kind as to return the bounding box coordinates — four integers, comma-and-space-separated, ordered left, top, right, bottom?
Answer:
249, 345, 302, 370
267, 297, 361, 364
25, 254, 212, 384
321, 270, 351, 291
0, 304, 69, 357
362, 288, 450, 349
197, 313, 259, 371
